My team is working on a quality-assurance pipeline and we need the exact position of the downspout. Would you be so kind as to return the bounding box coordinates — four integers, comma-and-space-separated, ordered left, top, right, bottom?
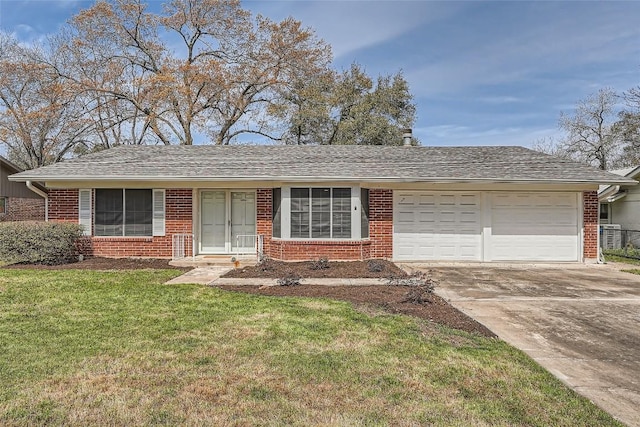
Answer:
26, 181, 48, 221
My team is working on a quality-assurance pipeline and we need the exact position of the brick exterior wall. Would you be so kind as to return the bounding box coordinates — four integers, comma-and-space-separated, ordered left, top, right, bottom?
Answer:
256, 188, 273, 258
269, 239, 372, 261
0, 197, 45, 221
48, 188, 193, 258
369, 189, 393, 259
48, 189, 79, 222
583, 190, 598, 260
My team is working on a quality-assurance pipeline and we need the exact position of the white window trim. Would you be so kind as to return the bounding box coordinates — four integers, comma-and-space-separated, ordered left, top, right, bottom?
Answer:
89, 188, 165, 237
278, 186, 363, 240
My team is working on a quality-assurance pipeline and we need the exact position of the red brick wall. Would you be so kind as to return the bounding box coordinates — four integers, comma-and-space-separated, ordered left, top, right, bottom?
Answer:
256, 188, 272, 257
269, 239, 372, 261
583, 191, 598, 260
47, 188, 193, 258
0, 197, 45, 221
48, 189, 78, 222
369, 189, 393, 259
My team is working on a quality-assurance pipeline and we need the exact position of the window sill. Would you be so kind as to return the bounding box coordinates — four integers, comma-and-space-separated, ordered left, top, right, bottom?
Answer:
271, 238, 371, 245
92, 236, 154, 241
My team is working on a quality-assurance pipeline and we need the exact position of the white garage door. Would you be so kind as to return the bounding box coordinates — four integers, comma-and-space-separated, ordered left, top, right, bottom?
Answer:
490, 192, 579, 261
394, 192, 482, 261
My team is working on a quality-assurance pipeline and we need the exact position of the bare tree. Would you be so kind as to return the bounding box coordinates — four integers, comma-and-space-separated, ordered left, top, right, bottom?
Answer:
614, 86, 640, 166
558, 88, 621, 170
0, 33, 92, 168
57, 0, 332, 146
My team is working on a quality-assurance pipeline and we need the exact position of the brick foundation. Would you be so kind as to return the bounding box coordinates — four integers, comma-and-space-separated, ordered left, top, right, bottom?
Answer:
0, 197, 45, 221
583, 191, 598, 260
269, 239, 372, 261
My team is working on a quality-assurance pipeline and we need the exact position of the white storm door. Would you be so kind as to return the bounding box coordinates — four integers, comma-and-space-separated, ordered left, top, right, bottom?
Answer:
231, 192, 256, 252
200, 191, 226, 253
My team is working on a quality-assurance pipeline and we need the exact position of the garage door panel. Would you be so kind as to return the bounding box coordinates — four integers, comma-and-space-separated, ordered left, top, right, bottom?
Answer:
490, 193, 579, 261
394, 192, 482, 261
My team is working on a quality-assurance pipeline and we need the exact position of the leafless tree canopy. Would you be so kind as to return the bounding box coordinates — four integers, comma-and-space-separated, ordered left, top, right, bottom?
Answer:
534, 87, 640, 170
0, 0, 417, 167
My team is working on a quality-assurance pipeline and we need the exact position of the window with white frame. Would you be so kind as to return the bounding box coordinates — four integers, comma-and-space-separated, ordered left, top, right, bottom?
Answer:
0, 196, 7, 215
94, 189, 153, 236
290, 187, 352, 239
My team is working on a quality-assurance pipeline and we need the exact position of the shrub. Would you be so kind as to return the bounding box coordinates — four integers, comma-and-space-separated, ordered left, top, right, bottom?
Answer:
0, 221, 86, 265
386, 271, 437, 304
277, 273, 301, 286
309, 257, 330, 270
367, 259, 385, 273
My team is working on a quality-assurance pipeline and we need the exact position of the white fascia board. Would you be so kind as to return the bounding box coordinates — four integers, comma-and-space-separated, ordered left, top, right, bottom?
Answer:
9, 175, 639, 186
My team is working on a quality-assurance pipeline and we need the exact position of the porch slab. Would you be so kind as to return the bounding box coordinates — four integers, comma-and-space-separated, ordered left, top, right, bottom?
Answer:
169, 255, 257, 268
164, 266, 233, 285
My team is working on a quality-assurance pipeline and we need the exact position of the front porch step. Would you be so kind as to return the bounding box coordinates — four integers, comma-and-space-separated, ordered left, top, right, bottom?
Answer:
169, 255, 258, 268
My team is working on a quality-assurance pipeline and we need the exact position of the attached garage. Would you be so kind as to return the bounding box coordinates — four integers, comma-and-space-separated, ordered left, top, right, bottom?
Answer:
393, 190, 581, 262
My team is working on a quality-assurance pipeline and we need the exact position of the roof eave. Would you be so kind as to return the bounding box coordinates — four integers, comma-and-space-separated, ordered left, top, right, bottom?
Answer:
8, 174, 636, 185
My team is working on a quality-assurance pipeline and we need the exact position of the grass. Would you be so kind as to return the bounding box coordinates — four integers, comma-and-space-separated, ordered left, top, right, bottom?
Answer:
604, 253, 640, 266
0, 269, 623, 426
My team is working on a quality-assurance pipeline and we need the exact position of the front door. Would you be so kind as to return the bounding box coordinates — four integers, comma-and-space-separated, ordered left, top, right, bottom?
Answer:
200, 190, 256, 254
200, 191, 226, 253
231, 192, 256, 252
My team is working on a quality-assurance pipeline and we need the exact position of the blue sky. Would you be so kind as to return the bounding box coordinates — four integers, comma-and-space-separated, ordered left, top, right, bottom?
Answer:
1, 0, 639, 148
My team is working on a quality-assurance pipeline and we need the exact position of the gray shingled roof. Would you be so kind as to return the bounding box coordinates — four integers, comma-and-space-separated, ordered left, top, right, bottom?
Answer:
8, 145, 637, 185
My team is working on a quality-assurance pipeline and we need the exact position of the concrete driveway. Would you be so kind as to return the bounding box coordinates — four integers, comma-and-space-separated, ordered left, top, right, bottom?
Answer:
409, 263, 640, 427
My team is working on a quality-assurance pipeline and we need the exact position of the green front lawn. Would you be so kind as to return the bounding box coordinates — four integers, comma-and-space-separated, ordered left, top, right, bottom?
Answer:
0, 269, 622, 426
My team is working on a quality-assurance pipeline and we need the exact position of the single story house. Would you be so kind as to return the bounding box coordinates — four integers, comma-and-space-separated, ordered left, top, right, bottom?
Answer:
9, 145, 636, 262
0, 155, 46, 222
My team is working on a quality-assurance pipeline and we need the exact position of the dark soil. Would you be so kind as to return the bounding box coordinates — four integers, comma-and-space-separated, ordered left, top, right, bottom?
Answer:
220, 284, 495, 338
2, 257, 191, 271
2, 257, 495, 337
222, 258, 406, 279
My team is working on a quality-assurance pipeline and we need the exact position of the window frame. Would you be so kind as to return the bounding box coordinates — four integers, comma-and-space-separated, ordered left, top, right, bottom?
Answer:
94, 189, 155, 237
275, 186, 365, 240
0, 196, 7, 215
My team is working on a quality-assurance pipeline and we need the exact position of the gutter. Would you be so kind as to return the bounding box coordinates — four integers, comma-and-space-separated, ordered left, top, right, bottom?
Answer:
8, 175, 639, 186
26, 180, 48, 221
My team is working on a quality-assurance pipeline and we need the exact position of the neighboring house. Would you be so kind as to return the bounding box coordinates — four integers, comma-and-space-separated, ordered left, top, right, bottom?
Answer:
0, 156, 46, 222
598, 165, 640, 230
9, 145, 636, 262
598, 165, 640, 249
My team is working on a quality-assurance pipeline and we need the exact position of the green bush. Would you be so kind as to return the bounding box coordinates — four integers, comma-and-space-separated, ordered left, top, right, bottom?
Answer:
0, 221, 86, 265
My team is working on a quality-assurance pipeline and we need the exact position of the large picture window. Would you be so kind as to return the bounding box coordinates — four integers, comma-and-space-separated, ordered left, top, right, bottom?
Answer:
291, 187, 351, 239
95, 189, 153, 236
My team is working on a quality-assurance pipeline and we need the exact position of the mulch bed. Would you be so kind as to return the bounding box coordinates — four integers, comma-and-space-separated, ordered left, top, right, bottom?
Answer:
222, 259, 406, 279
2, 257, 495, 337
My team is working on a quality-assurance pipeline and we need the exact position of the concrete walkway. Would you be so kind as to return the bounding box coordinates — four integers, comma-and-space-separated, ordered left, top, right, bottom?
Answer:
415, 263, 640, 427
165, 267, 386, 286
